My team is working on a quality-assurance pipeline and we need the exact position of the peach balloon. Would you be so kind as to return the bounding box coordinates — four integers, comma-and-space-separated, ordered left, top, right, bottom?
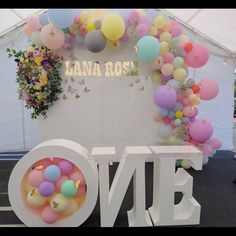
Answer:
23, 24, 33, 36
27, 15, 41, 32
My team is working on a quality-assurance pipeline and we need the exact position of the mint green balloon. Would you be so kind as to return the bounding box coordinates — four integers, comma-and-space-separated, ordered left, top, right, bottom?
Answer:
61, 180, 77, 197
172, 57, 183, 69
136, 36, 160, 61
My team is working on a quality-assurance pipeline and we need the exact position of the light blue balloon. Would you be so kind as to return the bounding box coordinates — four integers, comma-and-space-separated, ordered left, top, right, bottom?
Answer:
168, 110, 175, 119
48, 9, 75, 29
173, 119, 182, 126
173, 102, 184, 112
146, 9, 158, 19
136, 36, 160, 61
44, 165, 61, 182
39, 12, 48, 26
159, 108, 168, 118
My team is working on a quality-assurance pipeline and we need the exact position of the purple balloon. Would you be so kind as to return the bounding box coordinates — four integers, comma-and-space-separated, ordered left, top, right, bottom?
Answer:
136, 24, 148, 37
171, 24, 182, 37
58, 160, 74, 174
154, 86, 177, 109
162, 75, 172, 82
39, 181, 55, 197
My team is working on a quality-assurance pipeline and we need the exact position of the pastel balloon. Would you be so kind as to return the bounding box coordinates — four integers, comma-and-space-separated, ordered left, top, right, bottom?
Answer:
39, 181, 55, 197
61, 180, 77, 197
139, 15, 152, 28
31, 32, 43, 46
161, 63, 174, 76
150, 56, 164, 70
136, 36, 160, 61
58, 160, 74, 174
183, 106, 198, 117
90, 9, 107, 20
44, 165, 61, 182
127, 10, 140, 24
181, 160, 191, 169
53, 157, 63, 165
154, 85, 177, 109
101, 13, 125, 41
160, 41, 169, 55
159, 108, 168, 118
184, 44, 209, 68
207, 138, 222, 149
48, 9, 75, 29
200, 144, 214, 157
173, 119, 182, 126
154, 16, 166, 29
148, 26, 158, 36
189, 94, 201, 105
23, 24, 33, 36
163, 22, 172, 32
172, 57, 183, 68
41, 24, 65, 50
27, 15, 41, 32
63, 198, 78, 216
182, 117, 190, 125
158, 123, 173, 138
163, 52, 174, 63
80, 11, 90, 23
171, 24, 182, 37
160, 32, 172, 44
77, 184, 86, 197
70, 171, 86, 186
27, 188, 47, 208
189, 119, 213, 142
185, 78, 195, 88
55, 176, 69, 192
50, 193, 69, 212
168, 110, 175, 119
199, 79, 219, 100
173, 102, 184, 112
166, 79, 180, 90
41, 205, 60, 224
173, 68, 187, 81
28, 169, 45, 188
162, 75, 172, 82
175, 111, 183, 119
135, 24, 148, 37
39, 12, 48, 26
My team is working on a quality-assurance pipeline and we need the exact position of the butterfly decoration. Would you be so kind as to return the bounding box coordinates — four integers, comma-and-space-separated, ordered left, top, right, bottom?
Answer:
52, 201, 59, 209
75, 93, 81, 99
67, 85, 72, 92
71, 77, 76, 83
78, 79, 85, 86
63, 94, 68, 100
84, 87, 90, 93
63, 78, 68, 84
129, 82, 134, 87
139, 86, 144, 91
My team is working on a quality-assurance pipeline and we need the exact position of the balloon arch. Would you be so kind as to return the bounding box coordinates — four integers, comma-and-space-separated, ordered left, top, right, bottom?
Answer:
18, 9, 223, 160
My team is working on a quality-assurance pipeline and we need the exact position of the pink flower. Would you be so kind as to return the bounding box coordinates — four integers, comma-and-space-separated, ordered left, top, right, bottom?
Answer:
22, 92, 30, 102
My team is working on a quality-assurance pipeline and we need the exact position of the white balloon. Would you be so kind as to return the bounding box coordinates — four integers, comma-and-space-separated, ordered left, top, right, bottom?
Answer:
158, 123, 173, 139
166, 79, 180, 90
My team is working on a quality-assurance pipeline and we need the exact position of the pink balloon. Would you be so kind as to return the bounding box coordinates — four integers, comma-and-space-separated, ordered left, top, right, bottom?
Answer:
135, 24, 148, 37
53, 157, 63, 165
177, 92, 184, 102
23, 24, 33, 36
77, 184, 86, 197
27, 15, 41, 32
183, 106, 198, 117
183, 98, 190, 106
199, 79, 219, 100
55, 175, 69, 192
199, 143, 214, 157
163, 52, 174, 63
207, 138, 222, 149
139, 15, 152, 28
189, 119, 213, 142
171, 24, 182, 37
127, 10, 140, 25
28, 169, 45, 188
161, 63, 174, 76
184, 44, 209, 68
58, 160, 74, 174
154, 86, 177, 109
70, 171, 86, 186
41, 24, 65, 50
41, 205, 60, 224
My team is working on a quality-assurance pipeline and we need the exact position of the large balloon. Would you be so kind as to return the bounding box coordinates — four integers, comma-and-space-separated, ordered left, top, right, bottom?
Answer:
158, 123, 173, 138
136, 36, 160, 61
189, 119, 213, 142
184, 44, 209, 68
84, 30, 106, 53
41, 24, 65, 50
27, 15, 41, 32
101, 13, 125, 41
154, 85, 177, 109
199, 79, 219, 100
48, 9, 75, 29
39, 12, 48, 26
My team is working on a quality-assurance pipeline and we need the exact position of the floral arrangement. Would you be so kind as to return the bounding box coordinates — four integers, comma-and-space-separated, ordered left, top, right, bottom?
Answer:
6, 45, 63, 119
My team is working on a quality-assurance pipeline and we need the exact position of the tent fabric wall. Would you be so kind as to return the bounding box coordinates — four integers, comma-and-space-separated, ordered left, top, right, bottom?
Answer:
0, 24, 234, 152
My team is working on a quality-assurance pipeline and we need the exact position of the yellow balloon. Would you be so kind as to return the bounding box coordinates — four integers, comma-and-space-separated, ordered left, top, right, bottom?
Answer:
175, 111, 183, 119
160, 32, 172, 44
101, 13, 125, 41
148, 26, 158, 36
90, 9, 107, 19
181, 160, 191, 169
87, 23, 95, 32
179, 34, 189, 43
80, 11, 90, 24
160, 41, 169, 56
154, 16, 166, 29
189, 94, 201, 105
87, 17, 97, 25
173, 68, 187, 81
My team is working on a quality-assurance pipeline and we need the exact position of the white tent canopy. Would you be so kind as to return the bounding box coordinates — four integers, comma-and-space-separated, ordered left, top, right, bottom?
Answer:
0, 9, 236, 57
